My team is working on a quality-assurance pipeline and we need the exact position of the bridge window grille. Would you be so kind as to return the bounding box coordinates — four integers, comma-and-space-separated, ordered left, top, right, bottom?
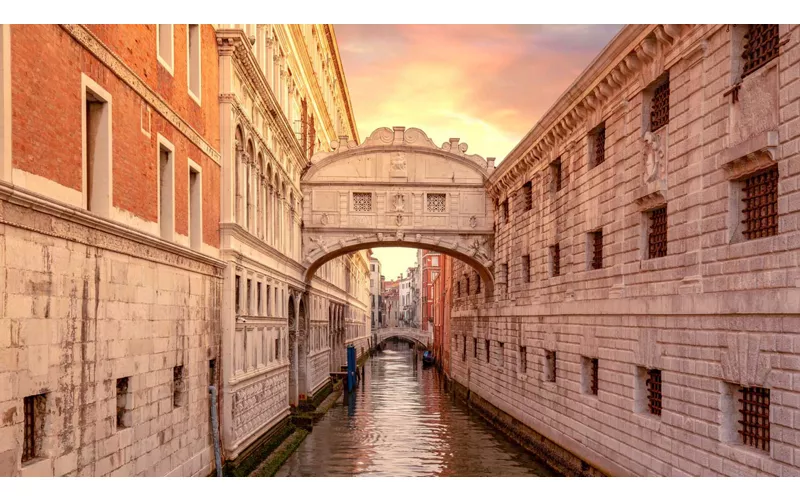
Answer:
591, 230, 603, 270
738, 386, 770, 452
353, 192, 372, 212
23, 394, 46, 464
522, 254, 531, 283
427, 193, 446, 213
646, 369, 662, 416
546, 350, 556, 382
650, 77, 670, 131
647, 206, 667, 259
485, 339, 490, 363
590, 122, 606, 168
522, 181, 532, 211
742, 166, 778, 240
551, 157, 563, 192
550, 244, 560, 277
520, 346, 527, 374
741, 25, 780, 79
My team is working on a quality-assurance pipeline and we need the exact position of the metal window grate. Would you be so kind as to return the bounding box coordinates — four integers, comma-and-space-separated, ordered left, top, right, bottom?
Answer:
648, 207, 667, 259
116, 377, 129, 429
551, 244, 560, 277
485, 340, 490, 363
594, 124, 606, 166
552, 158, 563, 192
739, 387, 770, 452
522, 254, 531, 283
23, 396, 35, 463
473, 338, 477, 358
353, 192, 372, 212
742, 25, 780, 79
523, 181, 533, 211
650, 77, 670, 131
547, 350, 557, 382
590, 358, 599, 395
520, 347, 527, 373
742, 167, 778, 240
591, 230, 603, 270
646, 369, 662, 416
173, 366, 184, 408
427, 193, 446, 213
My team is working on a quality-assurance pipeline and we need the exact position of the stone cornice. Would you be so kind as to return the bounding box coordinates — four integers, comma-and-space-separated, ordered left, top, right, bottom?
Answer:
0, 181, 225, 276
323, 25, 359, 143
216, 29, 306, 181
488, 24, 691, 199
62, 24, 222, 166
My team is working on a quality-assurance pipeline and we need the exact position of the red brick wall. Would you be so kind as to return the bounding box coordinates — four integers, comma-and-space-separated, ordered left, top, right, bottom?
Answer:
10, 24, 220, 248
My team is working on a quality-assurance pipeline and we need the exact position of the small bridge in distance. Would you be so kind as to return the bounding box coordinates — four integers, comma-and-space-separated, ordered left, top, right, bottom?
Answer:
375, 327, 432, 350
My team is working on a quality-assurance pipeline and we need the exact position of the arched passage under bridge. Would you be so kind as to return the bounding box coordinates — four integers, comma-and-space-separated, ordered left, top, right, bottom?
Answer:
301, 126, 497, 293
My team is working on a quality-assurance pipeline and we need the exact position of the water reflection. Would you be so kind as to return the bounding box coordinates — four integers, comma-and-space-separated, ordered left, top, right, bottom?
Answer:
276, 343, 557, 477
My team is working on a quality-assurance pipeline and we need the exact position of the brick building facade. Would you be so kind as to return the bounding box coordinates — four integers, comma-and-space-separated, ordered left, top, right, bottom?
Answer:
449, 24, 800, 476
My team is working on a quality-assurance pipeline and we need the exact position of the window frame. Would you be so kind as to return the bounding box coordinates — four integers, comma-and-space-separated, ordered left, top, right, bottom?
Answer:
157, 24, 175, 76
187, 24, 202, 105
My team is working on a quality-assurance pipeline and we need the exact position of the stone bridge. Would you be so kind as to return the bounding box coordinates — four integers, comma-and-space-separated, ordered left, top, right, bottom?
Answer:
301, 126, 497, 292
375, 327, 432, 350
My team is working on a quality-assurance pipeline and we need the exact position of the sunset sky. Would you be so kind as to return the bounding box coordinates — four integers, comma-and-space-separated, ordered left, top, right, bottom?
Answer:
335, 24, 622, 278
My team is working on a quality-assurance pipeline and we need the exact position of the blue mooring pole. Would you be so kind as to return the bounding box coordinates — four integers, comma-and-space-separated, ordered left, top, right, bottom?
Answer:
347, 344, 357, 392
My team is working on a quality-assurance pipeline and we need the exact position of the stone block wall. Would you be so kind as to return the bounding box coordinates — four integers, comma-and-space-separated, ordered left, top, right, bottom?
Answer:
450, 24, 800, 476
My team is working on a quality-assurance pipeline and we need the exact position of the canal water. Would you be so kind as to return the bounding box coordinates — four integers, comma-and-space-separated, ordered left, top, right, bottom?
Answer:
276, 343, 557, 477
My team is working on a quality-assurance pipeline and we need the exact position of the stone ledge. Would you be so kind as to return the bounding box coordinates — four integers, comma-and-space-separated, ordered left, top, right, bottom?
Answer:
719, 130, 779, 179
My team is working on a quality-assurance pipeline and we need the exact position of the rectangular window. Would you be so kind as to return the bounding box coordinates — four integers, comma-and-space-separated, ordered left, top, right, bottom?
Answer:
427, 193, 446, 213
22, 394, 46, 464
353, 192, 372, 212
159, 139, 175, 241
484, 339, 490, 363
522, 254, 531, 283
473, 338, 477, 358
462, 336, 467, 362
498, 342, 504, 366
741, 25, 780, 79
173, 366, 185, 408
465, 276, 470, 295
456, 281, 461, 297
247, 279, 252, 315
275, 335, 280, 361
551, 157, 562, 192
545, 350, 556, 382
157, 25, 174, 74
741, 166, 778, 240
520, 346, 527, 374
550, 244, 560, 277
646, 368, 662, 416
590, 122, 606, 168
116, 377, 132, 430
209, 359, 216, 387
475, 274, 481, 293
738, 386, 770, 452
235, 275, 241, 314
187, 24, 201, 103
647, 206, 667, 259
582, 357, 599, 395
649, 76, 670, 132
84, 80, 111, 216
257, 281, 262, 314
431, 256, 439, 267
501, 263, 509, 287
590, 230, 603, 270
501, 200, 509, 223
522, 181, 532, 211
189, 165, 202, 250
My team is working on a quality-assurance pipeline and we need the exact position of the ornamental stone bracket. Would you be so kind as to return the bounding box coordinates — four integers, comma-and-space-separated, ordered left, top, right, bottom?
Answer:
719, 130, 779, 181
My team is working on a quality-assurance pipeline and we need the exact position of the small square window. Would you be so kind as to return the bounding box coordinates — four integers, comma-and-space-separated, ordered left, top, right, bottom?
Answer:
22, 394, 47, 464
550, 244, 560, 277
353, 192, 372, 212
582, 357, 599, 395
545, 350, 556, 382
637, 368, 663, 417
427, 193, 446, 213
590, 122, 606, 169
741, 166, 778, 240
647, 207, 667, 259
741, 25, 780, 80
649, 76, 670, 132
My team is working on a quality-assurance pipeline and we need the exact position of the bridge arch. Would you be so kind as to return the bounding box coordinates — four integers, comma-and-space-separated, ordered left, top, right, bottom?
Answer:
301, 126, 497, 292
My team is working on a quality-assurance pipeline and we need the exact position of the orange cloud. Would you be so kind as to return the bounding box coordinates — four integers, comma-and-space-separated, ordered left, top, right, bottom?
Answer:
336, 25, 621, 162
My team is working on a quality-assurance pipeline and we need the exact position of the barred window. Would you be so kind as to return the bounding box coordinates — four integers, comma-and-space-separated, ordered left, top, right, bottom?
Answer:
590, 358, 599, 395
173, 365, 185, 408
353, 192, 372, 212
522, 254, 531, 283
473, 338, 477, 358
741, 25, 780, 79
22, 394, 46, 464
739, 386, 770, 452
550, 244, 560, 277
591, 122, 606, 168
522, 181, 532, 211
742, 166, 778, 240
465, 276, 471, 295
647, 206, 667, 259
591, 230, 603, 270
646, 369, 662, 417
551, 157, 563, 192
427, 193, 446, 213
475, 273, 481, 293
462, 336, 467, 362
546, 350, 556, 382
650, 76, 670, 131
501, 200, 509, 223
520, 346, 527, 373
501, 263, 509, 286
116, 377, 132, 430
485, 339, 490, 363
456, 281, 461, 297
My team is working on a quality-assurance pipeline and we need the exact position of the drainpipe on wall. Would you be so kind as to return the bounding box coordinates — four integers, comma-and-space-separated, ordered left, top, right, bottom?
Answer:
209, 385, 223, 477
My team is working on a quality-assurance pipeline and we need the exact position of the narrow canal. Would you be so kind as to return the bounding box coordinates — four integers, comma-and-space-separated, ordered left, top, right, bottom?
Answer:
276, 342, 557, 476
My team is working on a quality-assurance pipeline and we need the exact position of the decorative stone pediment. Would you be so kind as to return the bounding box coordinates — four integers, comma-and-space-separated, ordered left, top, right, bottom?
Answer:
720, 333, 772, 388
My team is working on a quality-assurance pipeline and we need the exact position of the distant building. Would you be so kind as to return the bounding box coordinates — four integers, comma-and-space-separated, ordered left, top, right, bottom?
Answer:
420, 251, 441, 332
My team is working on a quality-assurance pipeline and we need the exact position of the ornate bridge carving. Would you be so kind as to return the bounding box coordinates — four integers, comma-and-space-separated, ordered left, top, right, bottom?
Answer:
301, 126, 496, 290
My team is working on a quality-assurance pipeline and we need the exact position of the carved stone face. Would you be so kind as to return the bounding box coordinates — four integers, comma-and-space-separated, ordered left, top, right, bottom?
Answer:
390, 152, 406, 171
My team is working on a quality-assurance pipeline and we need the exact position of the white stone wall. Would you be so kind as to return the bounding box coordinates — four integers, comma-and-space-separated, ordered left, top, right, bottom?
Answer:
0, 201, 222, 477
451, 24, 800, 477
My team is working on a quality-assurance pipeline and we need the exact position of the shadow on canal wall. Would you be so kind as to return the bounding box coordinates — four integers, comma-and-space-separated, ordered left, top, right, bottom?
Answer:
443, 374, 606, 477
